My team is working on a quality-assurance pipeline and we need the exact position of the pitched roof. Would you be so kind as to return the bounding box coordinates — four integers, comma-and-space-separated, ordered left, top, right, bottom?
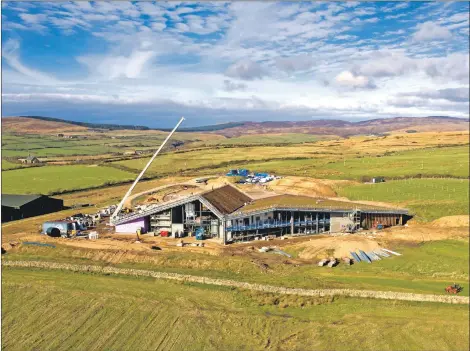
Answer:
200, 185, 252, 215
2, 194, 43, 208
229, 194, 408, 216
26, 155, 39, 161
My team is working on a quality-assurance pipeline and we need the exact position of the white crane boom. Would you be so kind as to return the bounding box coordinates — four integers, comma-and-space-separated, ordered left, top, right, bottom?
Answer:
111, 117, 185, 220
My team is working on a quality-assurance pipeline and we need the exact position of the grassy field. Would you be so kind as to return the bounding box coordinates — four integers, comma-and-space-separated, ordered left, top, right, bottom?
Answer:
1, 131, 468, 195
0, 132, 219, 158
1, 165, 135, 195
2, 268, 468, 351
111, 145, 467, 179
202, 146, 470, 180
323, 146, 469, 179
1, 159, 26, 171
192, 133, 332, 146
336, 179, 470, 222
5, 239, 468, 296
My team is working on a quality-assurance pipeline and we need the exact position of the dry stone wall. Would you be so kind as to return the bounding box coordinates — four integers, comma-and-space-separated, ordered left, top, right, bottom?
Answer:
3, 260, 468, 305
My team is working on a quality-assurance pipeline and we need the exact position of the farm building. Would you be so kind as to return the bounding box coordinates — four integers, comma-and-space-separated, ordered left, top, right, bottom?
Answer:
1, 194, 65, 223
22, 155, 41, 164
111, 184, 409, 244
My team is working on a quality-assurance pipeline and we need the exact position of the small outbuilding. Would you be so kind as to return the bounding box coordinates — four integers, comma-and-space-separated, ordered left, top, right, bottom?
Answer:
1, 194, 65, 223
23, 155, 41, 164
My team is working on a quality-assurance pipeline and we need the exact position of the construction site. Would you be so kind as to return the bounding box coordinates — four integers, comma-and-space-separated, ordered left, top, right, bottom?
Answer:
27, 117, 410, 249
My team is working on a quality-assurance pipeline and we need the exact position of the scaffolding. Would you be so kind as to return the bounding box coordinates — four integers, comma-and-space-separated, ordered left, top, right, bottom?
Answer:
227, 210, 331, 242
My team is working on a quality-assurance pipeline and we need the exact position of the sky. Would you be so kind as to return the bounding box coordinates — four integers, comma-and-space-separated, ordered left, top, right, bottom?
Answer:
1, 1, 469, 128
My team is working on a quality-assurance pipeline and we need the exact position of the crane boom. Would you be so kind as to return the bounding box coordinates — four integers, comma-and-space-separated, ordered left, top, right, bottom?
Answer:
111, 117, 185, 221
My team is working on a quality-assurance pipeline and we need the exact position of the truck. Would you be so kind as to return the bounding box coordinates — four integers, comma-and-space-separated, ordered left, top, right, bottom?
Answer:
42, 221, 83, 238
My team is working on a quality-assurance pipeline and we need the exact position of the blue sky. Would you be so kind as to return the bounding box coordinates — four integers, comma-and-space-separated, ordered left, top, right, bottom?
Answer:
1, 1, 469, 127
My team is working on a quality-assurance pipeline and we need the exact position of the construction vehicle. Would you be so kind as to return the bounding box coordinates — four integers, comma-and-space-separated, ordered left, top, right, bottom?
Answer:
445, 283, 463, 294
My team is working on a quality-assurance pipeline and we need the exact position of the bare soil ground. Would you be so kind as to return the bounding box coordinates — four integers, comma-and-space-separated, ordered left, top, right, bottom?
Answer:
430, 215, 469, 228
266, 176, 354, 197
290, 237, 381, 260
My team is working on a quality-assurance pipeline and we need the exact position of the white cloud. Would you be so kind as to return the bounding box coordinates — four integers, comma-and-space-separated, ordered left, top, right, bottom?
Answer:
335, 71, 375, 89
225, 59, 269, 80
275, 54, 314, 73
398, 87, 469, 103
222, 79, 247, 92
77, 50, 157, 79
2, 39, 59, 84
413, 21, 452, 41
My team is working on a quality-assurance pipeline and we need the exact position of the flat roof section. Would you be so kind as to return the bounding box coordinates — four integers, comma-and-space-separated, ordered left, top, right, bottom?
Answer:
229, 195, 408, 217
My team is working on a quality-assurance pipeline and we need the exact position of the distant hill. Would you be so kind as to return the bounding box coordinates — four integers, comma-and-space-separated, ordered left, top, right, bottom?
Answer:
2, 115, 468, 136
2, 116, 89, 134
8, 116, 153, 131
2, 116, 245, 133
209, 116, 469, 137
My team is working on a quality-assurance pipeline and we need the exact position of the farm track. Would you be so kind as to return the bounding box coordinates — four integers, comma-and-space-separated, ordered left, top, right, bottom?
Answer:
3, 260, 469, 305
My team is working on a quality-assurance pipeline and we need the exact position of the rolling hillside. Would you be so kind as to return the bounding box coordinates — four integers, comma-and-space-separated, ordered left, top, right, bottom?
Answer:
2, 116, 468, 137
210, 116, 469, 137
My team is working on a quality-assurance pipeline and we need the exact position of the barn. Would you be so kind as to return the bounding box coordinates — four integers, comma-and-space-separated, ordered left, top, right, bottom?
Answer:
1, 194, 65, 223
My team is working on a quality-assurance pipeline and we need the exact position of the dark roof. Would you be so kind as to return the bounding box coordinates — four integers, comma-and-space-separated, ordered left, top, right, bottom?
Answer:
2, 194, 43, 208
201, 185, 252, 215
26, 155, 39, 161
230, 194, 408, 216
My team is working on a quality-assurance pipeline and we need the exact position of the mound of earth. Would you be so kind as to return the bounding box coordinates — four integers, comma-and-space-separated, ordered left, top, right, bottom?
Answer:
430, 216, 469, 228
289, 237, 380, 260
267, 177, 352, 198
381, 224, 468, 241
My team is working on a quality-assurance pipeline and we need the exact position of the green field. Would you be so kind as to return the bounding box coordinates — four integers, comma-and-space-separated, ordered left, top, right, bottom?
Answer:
194, 133, 329, 146
1, 132, 220, 157
1, 159, 25, 171
111, 146, 315, 177
6, 240, 468, 296
2, 268, 468, 351
207, 146, 470, 180
323, 146, 469, 179
337, 179, 470, 222
1, 165, 135, 195
116, 145, 467, 181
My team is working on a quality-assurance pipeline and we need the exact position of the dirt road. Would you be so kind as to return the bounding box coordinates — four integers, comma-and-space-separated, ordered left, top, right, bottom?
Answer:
3, 260, 468, 305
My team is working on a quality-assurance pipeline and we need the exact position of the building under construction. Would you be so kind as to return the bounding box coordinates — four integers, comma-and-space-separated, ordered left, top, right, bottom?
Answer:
112, 185, 410, 244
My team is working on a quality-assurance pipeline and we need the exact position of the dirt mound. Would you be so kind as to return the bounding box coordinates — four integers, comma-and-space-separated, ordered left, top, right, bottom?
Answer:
380, 224, 468, 242
430, 216, 469, 228
289, 237, 380, 260
267, 177, 350, 198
